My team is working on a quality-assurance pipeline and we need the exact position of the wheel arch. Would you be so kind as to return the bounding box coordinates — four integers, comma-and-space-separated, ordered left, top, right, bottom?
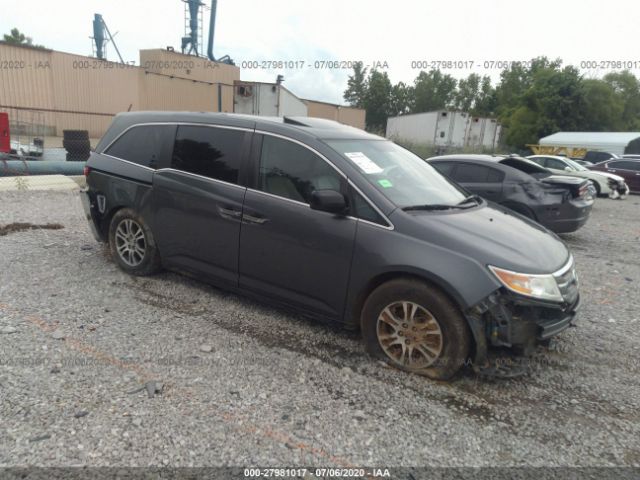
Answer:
348, 270, 469, 331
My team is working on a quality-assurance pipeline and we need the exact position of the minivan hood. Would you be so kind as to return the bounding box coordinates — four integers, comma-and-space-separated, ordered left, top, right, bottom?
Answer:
395, 203, 570, 275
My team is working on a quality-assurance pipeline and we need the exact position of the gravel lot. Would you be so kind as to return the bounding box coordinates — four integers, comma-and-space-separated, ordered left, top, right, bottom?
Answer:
0, 190, 639, 469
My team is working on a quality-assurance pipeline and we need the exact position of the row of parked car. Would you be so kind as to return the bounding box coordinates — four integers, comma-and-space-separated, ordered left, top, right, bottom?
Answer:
424, 151, 638, 234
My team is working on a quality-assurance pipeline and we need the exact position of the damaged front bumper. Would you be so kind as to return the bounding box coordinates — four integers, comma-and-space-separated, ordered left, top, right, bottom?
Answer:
465, 289, 580, 376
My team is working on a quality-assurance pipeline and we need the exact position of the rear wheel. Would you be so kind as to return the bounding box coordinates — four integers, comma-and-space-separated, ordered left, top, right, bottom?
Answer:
591, 181, 602, 197
361, 278, 471, 380
108, 208, 161, 276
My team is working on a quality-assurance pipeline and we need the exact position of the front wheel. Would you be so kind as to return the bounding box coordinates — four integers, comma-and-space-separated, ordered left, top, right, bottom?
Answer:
361, 278, 471, 380
109, 208, 161, 276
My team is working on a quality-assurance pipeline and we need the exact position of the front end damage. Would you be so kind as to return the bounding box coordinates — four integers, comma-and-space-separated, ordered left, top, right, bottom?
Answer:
607, 178, 630, 199
465, 260, 580, 378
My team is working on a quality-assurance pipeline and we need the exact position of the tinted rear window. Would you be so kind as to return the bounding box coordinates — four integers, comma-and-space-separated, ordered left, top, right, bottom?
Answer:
452, 163, 504, 183
171, 125, 245, 184
105, 125, 175, 168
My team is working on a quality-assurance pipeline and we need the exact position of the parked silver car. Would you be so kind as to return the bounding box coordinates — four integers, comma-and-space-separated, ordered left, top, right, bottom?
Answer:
527, 155, 629, 199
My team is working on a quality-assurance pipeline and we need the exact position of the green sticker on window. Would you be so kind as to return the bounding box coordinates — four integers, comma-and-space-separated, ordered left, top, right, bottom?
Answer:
378, 179, 393, 188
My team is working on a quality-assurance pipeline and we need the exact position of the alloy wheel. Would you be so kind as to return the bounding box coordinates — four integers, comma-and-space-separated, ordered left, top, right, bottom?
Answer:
114, 219, 146, 267
376, 301, 444, 369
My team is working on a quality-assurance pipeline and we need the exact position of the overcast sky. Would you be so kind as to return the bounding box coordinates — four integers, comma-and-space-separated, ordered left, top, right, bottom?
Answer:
1, 0, 638, 104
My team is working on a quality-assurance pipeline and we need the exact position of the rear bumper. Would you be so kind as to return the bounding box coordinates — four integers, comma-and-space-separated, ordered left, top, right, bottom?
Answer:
538, 199, 593, 233
79, 189, 105, 242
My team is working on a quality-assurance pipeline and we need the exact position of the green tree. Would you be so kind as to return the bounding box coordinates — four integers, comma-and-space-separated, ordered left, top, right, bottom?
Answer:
580, 79, 624, 131
472, 76, 497, 117
501, 63, 585, 147
603, 71, 640, 130
343, 62, 368, 109
2, 28, 45, 48
388, 81, 414, 117
412, 70, 457, 113
454, 74, 481, 112
363, 70, 392, 132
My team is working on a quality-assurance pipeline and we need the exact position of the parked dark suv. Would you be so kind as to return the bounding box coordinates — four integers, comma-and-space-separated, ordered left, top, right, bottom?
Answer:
81, 112, 580, 379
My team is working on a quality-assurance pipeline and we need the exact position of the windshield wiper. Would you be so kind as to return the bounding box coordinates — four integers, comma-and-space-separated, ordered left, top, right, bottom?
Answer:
402, 204, 470, 211
457, 194, 483, 206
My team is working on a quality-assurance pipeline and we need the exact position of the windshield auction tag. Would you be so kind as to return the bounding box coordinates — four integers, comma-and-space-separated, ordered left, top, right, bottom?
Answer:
344, 152, 383, 174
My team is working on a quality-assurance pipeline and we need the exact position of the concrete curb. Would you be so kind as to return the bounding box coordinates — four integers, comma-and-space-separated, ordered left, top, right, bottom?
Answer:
0, 175, 85, 192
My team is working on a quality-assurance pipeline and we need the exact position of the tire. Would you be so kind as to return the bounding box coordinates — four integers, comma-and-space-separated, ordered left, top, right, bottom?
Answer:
361, 278, 471, 380
592, 181, 602, 197
63, 139, 91, 153
108, 208, 162, 276
66, 152, 90, 161
63, 129, 89, 140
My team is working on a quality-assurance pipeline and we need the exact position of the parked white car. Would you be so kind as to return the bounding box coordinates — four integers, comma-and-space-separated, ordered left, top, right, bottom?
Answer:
527, 155, 629, 199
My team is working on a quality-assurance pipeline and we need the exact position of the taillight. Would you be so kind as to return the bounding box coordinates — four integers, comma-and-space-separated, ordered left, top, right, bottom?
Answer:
578, 184, 588, 198
83, 166, 90, 177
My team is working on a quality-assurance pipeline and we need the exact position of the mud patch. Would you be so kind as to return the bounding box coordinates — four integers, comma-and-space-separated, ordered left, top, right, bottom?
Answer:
0, 222, 64, 237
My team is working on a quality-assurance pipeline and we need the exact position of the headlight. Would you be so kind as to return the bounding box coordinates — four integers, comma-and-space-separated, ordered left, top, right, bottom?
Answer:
488, 265, 562, 302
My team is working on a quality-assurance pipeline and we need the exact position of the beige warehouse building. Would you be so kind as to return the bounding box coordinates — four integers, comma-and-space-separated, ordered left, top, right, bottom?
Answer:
0, 42, 364, 141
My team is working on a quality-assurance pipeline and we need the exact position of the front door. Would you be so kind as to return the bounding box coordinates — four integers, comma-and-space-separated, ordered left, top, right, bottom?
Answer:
238, 134, 357, 319
152, 124, 251, 287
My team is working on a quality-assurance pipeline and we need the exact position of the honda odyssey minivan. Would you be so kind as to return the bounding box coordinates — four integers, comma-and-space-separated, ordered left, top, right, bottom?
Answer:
81, 112, 580, 379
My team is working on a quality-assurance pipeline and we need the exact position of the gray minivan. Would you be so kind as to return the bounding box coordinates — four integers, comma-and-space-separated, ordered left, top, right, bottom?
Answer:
81, 112, 580, 379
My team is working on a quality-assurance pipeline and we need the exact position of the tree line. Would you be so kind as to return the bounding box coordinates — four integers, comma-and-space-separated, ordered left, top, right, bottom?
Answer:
343, 57, 640, 149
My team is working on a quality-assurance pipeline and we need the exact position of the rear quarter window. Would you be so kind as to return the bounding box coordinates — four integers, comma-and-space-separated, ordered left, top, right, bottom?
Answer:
104, 125, 175, 168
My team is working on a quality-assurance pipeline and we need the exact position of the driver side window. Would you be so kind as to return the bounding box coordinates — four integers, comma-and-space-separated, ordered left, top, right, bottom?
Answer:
258, 135, 342, 204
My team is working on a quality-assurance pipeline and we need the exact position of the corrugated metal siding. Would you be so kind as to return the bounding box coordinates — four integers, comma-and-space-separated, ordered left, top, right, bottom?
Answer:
140, 73, 216, 111
337, 107, 365, 130
139, 49, 240, 85
305, 100, 365, 129
1, 44, 240, 137
306, 101, 339, 121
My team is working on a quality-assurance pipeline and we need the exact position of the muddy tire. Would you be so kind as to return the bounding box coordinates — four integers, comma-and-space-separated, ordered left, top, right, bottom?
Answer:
108, 208, 161, 276
361, 278, 471, 380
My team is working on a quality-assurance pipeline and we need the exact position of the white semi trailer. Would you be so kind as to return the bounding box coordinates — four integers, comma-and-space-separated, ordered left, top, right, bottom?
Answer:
386, 110, 501, 150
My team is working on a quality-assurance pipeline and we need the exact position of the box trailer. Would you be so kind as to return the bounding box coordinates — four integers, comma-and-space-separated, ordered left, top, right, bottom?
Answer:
386, 110, 501, 150
234, 82, 308, 117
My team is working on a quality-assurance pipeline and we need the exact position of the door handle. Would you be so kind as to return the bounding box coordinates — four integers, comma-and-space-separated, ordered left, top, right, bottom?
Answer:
217, 206, 242, 220
243, 213, 269, 225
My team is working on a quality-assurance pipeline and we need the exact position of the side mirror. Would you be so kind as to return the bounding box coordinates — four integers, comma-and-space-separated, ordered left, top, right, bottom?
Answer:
564, 166, 572, 172
310, 189, 347, 214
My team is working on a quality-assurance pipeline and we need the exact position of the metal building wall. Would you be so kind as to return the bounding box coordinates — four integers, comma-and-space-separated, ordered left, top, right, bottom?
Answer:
337, 106, 365, 130
0, 44, 240, 138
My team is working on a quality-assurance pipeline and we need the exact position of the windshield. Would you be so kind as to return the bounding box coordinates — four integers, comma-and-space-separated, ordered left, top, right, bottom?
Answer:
566, 158, 588, 171
326, 140, 467, 208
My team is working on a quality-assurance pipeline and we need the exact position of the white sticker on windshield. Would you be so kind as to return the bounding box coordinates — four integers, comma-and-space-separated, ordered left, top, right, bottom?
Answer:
344, 152, 383, 174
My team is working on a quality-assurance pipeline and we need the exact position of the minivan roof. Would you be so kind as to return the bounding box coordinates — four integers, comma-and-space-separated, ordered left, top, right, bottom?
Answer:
97, 111, 380, 152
